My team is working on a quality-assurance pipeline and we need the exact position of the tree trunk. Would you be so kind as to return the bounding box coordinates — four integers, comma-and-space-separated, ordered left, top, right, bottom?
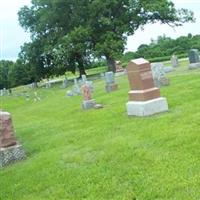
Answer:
106, 55, 116, 73
77, 59, 87, 78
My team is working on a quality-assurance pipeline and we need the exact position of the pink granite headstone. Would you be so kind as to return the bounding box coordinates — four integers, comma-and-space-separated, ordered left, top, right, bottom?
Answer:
0, 111, 17, 148
81, 84, 92, 101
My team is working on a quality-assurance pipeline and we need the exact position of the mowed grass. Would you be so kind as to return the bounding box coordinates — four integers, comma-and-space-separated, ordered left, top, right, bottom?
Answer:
1, 60, 200, 200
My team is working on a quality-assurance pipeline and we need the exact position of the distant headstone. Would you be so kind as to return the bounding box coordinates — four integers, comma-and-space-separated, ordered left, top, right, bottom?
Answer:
45, 81, 51, 89
81, 75, 87, 84
81, 83, 96, 110
2, 88, 7, 96
105, 71, 118, 92
188, 49, 200, 69
0, 111, 26, 167
73, 79, 81, 95
115, 61, 124, 73
62, 77, 68, 88
171, 55, 179, 68
126, 58, 168, 116
151, 63, 170, 87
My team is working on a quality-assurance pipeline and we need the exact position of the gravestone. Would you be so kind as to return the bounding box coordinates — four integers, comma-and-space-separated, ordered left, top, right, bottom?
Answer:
115, 61, 124, 73
105, 71, 118, 92
45, 81, 51, 89
62, 77, 68, 88
81, 83, 96, 110
188, 49, 200, 69
171, 55, 179, 68
151, 63, 170, 87
81, 75, 87, 84
0, 111, 26, 167
73, 79, 81, 95
126, 58, 168, 116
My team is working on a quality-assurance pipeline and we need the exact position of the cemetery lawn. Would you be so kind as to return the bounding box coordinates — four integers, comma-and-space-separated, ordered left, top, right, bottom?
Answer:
1, 60, 200, 200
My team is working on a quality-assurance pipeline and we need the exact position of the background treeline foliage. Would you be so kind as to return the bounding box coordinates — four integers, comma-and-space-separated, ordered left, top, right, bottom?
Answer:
1, 33, 199, 89
121, 33, 200, 64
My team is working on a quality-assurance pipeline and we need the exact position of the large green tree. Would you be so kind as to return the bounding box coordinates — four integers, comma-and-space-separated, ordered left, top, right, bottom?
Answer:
87, 0, 194, 71
18, 0, 194, 75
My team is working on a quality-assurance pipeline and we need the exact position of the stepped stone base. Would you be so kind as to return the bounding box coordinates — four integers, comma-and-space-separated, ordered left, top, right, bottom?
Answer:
126, 97, 168, 116
82, 99, 96, 110
0, 144, 26, 168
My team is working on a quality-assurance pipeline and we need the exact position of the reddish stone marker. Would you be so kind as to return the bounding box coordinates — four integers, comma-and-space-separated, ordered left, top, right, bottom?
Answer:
81, 83, 96, 109
0, 111, 26, 167
0, 112, 17, 148
127, 58, 160, 101
126, 58, 168, 116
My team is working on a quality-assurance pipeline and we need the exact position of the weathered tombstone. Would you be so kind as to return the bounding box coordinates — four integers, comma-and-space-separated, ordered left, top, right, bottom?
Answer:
2, 88, 7, 96
188, 49, 200, 69
45, 81, 51, 89
0, 111, 26, 167
62, 77, 68, 88
81, 83, 96, 110
105, 71, 118, 92
0, 90, 3, 96
81, 75, 87, 84
126, 58, 168, 116
151, 63, 170, 87
171, 55, 179, 68
73, 79, 81, 95
115, 61, 124, 73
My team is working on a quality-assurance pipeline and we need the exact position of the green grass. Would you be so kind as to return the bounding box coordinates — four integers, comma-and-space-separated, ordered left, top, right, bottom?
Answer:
1, 60, 200, 200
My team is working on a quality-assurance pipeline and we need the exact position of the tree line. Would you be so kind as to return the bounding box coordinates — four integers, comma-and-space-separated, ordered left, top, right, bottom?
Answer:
122, 33, 200, 63
0, 0, 194, 89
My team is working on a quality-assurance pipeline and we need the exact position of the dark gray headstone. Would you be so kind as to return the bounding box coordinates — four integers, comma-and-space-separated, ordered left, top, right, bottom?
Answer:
189, 49, 200, 64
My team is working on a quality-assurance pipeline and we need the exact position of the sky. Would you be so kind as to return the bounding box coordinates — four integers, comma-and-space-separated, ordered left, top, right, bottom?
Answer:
0, 0, 200, 61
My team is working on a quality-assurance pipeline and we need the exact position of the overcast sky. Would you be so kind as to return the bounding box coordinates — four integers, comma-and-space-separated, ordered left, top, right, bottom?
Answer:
0, 0, 199, 61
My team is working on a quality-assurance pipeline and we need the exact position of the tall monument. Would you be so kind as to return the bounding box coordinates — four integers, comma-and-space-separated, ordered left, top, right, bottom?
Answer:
126, 58, 168, 116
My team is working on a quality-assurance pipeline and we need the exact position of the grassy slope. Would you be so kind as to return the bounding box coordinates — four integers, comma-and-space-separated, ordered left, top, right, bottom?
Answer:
1, 60, 200, 200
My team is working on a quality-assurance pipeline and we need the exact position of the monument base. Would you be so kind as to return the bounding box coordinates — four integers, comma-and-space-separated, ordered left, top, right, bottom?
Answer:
188, 62, 200, 69
126, 97, 168, 116
0, 144, 26, 168
82, 99, 96, 110
105, 83, 118, 92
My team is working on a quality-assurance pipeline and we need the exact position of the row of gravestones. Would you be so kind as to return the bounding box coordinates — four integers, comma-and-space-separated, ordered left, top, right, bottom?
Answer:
1, 50, 199, 167
0, 58, 170, 168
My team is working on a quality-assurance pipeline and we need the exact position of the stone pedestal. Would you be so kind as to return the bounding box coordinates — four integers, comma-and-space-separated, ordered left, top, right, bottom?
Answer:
105, 83, 118, 92
82, 99, 96, 110
0, 144, 26, 167
127, 97, 168, 116
126, 58, 168, 117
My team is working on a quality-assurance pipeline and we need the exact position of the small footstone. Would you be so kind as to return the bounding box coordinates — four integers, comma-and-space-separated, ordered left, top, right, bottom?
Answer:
82, 99, 96, 110
94, 104, 103, 109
